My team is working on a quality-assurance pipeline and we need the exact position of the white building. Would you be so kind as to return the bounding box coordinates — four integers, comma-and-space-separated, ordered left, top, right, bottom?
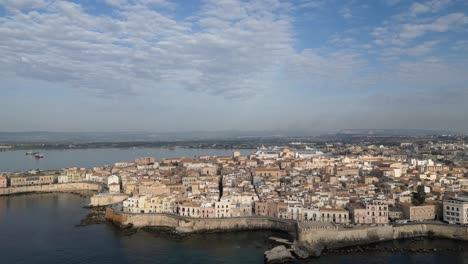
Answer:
215, 200, 231, 218
58, 175, 69, 184
123, 195, 148, 213
443, 194, 468, 224
108, 175, 120, 186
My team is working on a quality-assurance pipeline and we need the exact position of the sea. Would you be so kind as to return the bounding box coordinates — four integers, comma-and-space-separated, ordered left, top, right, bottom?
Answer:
1, 148, 468, 263
0, 147, 255, 172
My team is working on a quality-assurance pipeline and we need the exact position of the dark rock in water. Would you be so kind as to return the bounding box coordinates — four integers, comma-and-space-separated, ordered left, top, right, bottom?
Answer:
264, 245, 295, 264
76, 208, 106, 227
293, 242, 324, 258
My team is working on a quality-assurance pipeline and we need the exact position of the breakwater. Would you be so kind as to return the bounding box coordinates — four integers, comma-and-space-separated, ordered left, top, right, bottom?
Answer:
296, 223, 468, 257
0, 182, 101, 196
105, 208, 296, 234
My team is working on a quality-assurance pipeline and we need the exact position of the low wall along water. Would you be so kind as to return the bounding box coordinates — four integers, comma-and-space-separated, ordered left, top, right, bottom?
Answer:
0, 182, 101, 196
105, 208, 297, 234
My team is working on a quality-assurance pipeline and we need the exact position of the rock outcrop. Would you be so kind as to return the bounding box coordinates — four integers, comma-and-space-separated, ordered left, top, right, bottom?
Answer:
264, 245, 295, 263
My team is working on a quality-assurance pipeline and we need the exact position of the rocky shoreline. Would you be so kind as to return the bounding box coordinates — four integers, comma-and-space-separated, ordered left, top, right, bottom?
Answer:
323, 237, 467, 255
77, 206, 107, 227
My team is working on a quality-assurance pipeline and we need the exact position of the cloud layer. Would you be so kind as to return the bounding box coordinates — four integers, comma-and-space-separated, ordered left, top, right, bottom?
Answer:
0, 0, 467, 132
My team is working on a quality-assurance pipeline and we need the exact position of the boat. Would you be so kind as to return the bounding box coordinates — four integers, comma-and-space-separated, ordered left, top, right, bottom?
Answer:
26, 151, 39, 155
34, 154, 44, 159
254, 146, 281, 158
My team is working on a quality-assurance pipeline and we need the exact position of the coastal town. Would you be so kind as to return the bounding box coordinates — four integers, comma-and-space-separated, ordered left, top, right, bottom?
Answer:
2, 137, 468, 227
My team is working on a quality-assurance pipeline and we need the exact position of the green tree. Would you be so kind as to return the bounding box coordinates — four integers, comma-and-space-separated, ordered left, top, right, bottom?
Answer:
412, 185, 426, 206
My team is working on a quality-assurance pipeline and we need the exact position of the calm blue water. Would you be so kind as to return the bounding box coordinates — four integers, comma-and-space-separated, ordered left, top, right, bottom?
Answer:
0, 193, 283, 264
0, 148, 254, 172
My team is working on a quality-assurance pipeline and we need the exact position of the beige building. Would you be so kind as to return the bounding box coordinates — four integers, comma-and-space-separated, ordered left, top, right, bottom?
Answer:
396, 203, 436, 221
10, 177, 27, 187
348, 201, 389, 224
139, 182, 171, 196
0, 176, 7, 188
255, 168, 281, 178
347, 203, 367, 224
215, 200, 231, 218
109, 183, 121, 194
179, 202, 201, 218
9, 175, 54, 187
135, 157, 156, 165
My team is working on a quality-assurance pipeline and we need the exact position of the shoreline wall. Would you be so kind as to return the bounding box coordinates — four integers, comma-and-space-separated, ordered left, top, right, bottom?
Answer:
90, 194, 129, 206
105, 208, 297, 234
298, 224, 468, 249
0, 182, 101, 196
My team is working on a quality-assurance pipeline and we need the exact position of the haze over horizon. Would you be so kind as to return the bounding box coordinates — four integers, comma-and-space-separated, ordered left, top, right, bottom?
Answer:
1, 0, 468, 133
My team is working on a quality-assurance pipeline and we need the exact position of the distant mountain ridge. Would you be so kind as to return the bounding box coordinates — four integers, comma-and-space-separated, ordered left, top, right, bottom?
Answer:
336, 129, 456, 136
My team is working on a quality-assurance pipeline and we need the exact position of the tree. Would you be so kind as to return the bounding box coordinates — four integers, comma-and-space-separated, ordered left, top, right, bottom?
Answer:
412, 185, 426, 206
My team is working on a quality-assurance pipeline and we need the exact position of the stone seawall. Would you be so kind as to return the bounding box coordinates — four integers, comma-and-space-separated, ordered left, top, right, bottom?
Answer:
0, 183, 101, 196
90, 194, 129, 206
297, 223, 468, 254
105, 208, 296, 234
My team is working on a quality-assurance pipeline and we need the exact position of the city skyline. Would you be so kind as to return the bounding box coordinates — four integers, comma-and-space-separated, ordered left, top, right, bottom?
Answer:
1, 0, 468, 133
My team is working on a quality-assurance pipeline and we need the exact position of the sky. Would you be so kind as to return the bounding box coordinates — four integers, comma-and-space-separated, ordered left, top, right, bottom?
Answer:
0, 0, 467, 133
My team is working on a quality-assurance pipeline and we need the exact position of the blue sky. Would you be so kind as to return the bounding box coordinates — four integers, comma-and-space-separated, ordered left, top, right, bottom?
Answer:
0, 0, 467, 133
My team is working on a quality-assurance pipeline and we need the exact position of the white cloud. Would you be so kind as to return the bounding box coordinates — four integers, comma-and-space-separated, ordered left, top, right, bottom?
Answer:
0, 0, 466, 104
0, 0, 48, 9
409, 0, 451, 16
400, 13, 468, 40
0, 0, 297, 99
339, 6, 352, 20
410, 3, 430, 16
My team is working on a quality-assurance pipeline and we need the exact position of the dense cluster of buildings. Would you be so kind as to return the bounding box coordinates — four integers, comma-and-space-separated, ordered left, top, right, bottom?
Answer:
2, 139, 468, 226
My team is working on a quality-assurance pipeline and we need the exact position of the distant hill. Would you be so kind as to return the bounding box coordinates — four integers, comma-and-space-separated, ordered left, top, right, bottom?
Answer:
0, 130, 322, 143
336, 129, 455, 136
0, 129, 458, 143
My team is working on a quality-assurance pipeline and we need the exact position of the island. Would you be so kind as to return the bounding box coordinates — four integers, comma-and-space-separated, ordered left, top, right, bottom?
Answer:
1, 138, 468, 262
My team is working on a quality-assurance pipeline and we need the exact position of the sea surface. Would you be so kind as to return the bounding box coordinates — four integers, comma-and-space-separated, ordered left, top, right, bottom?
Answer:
1, 193, 468, 264
0, 193, 284, 264
0, 148, 255, 172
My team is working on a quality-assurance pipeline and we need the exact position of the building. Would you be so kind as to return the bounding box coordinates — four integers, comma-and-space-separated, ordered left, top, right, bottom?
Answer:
255, 168, 281, 178
0, 176, 7, 188
443, 194, 468, 224
179, 202, 201, 218
58, 175, 69, 184
319, 207, 349, 224
396, 203, 437, 221
9, 175, 55, 187
123, 195, 148, 213
200, 204, 215, 218
215, 200, 231, 218
10, 177, 27, 187
135, 157, 155, 166
364, 201, 389, 224
108, 175, 120, 186
347, 203, 367, 224
109, 183, 121, 194
347, 201, 389, 224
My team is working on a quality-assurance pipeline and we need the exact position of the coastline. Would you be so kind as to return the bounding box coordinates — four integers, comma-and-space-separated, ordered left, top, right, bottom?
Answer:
3, 192, 468, 263
0, 183, 102, 196
104, 207, 297, 235
105, 206, 468, 261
